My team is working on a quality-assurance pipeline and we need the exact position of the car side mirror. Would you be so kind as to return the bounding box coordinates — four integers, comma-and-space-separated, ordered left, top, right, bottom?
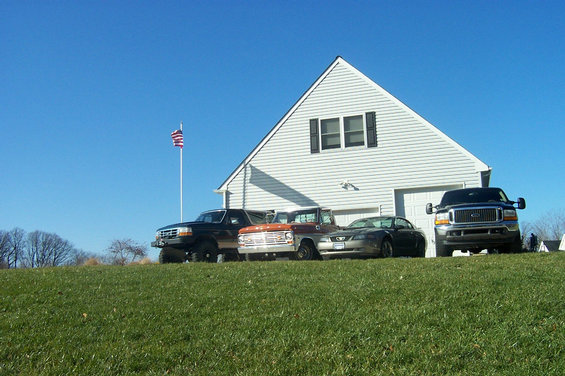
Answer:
426, 203, 434, 215
516, 197, 526, 210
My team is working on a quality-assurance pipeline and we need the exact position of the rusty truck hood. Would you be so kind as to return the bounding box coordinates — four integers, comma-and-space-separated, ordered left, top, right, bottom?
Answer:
239, 223, 326, 234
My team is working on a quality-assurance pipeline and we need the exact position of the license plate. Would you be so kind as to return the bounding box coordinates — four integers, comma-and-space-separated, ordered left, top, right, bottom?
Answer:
333, 242, 345, 250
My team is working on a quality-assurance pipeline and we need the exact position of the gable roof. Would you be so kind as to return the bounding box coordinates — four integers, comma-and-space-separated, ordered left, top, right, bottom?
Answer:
540, 240, 561, 252
217, 56, 490, 191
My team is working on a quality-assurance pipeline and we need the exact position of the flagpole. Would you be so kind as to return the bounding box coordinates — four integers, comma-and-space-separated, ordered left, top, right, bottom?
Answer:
180, 121, 183, 223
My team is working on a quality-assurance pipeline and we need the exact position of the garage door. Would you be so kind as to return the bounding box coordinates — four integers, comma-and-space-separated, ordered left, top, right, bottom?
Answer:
395, 185, 462, 257
333, 207, 380, 227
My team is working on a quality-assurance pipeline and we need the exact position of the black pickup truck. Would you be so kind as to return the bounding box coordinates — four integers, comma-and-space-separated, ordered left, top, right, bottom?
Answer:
426, 187, 525, 256
152, 209, 270, 263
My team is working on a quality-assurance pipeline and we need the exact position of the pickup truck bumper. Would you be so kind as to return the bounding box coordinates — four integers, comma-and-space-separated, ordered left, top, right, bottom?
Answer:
151, 237, 195, 249
435, 222, 520, 251
238, 244, 295, 255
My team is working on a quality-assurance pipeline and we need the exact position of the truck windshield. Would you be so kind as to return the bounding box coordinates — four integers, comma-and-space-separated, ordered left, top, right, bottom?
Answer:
440, 188, 510, 207
195, 210, 226, 223
273, 209, 318, 224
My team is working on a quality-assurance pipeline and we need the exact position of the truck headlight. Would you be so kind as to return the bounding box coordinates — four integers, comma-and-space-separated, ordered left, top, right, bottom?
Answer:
284, 231, 294, 241
178, 227, 192, 236
238, 234, 248, 246
503, 209, 518, 221
155, 232, 160, 240
435, 212, 450, 225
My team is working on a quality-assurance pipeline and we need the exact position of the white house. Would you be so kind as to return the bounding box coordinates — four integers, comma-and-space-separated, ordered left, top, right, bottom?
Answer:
538, 240, 562, 253
216, 56, 491, 257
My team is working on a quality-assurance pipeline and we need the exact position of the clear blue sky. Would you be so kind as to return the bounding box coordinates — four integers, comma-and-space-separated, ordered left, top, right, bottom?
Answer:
1, 1, 563, 260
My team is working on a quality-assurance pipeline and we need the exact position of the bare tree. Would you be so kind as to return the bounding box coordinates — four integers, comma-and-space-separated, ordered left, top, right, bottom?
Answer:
106, 239, 147, 265
0, 230, 9, 269
67, 249, 100, 266
5, 228, 26, 268
522, 208, 565, 244
24, 231, 75, 267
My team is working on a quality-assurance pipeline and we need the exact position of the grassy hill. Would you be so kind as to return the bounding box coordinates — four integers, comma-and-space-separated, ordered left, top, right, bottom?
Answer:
1, 253, 563, 375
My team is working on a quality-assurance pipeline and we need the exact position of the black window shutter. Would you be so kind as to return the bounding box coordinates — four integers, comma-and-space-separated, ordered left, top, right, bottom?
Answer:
310, 119, 319, 153
365, 112, 377, 148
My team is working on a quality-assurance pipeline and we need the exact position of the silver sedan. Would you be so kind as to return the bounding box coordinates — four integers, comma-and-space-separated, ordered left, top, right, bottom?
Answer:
317, 216, 426, 259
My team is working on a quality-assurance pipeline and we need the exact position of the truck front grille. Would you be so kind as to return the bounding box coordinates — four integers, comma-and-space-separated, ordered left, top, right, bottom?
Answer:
453, 208, 500, 224
158, 229, 178, 238
243, 231, 288, 246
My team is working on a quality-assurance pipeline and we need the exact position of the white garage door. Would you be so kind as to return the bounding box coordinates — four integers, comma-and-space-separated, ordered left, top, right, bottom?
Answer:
395, 185, 462, 257
333, 208, 380, 227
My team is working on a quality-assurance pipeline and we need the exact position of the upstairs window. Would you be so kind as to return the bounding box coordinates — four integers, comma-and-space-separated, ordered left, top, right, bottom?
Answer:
310, 112, 376, 153
344, 115, 364, 147
321, 118, 341, 150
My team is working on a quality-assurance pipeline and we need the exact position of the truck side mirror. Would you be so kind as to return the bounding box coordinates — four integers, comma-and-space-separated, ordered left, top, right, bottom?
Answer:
517, 197, 526, 210
425, 203, 434, 215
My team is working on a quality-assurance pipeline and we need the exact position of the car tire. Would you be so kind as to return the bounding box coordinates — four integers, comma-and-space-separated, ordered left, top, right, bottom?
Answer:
191, 241, 218, 263
381, 239, 394, 258
293, 242, 318, 261
417, 241, 426, 257
159, 248, 186, 264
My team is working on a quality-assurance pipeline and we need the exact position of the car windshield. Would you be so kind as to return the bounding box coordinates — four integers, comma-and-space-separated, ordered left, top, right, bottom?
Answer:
347, 217, 393, 229
440, 188, 510, 207
195, 210, 226, 223
273, 209, 318, 224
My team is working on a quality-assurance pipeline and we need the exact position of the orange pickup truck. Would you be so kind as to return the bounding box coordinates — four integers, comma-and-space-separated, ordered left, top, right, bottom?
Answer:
237, 207, 339, 261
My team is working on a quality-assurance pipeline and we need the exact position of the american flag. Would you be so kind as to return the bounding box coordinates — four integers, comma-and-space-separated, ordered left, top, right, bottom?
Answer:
171, 129, 183, 148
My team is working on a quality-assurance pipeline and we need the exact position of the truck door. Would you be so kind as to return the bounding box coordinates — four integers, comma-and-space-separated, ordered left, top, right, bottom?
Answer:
219, 211, 247, 249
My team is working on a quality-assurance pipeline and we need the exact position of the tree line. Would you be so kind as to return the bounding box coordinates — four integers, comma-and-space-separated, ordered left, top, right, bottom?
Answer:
0, 228, 148, 269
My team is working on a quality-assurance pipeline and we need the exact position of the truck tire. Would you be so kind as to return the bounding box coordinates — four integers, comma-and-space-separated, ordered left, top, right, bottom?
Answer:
159, 248, 186, 264
502, 236, 523, 254
245, 253, 262, 262
191, 241, 218, 263
435, 243, 452, 257
292, 242, 318, 261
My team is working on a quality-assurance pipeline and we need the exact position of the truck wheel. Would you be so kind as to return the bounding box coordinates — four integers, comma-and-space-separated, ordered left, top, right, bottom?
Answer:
159, 248, 186, 264
435, 243, 452, 257
245, 253, 262, 262
381, 239, 394, 258
502, 236, 522, 254
293, 242, 318, 261
191, 241, 218, 263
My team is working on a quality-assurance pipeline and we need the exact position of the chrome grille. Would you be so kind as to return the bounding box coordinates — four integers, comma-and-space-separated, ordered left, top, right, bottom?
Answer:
158, 228, 178, 238
243, 231, 288, 246
453, 208, 500, 223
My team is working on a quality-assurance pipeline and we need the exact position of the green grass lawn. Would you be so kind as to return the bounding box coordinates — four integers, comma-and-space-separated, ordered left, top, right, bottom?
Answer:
1, 253, 563, 375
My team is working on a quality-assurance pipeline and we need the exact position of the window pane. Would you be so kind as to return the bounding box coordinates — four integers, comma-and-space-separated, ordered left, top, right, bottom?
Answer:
322, 134, 341, 149
344, 116, 363, 132
321, 118, 340, 134
344, 115, 364, 147
345, 131, 364, 147
321, 118, 340, 150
